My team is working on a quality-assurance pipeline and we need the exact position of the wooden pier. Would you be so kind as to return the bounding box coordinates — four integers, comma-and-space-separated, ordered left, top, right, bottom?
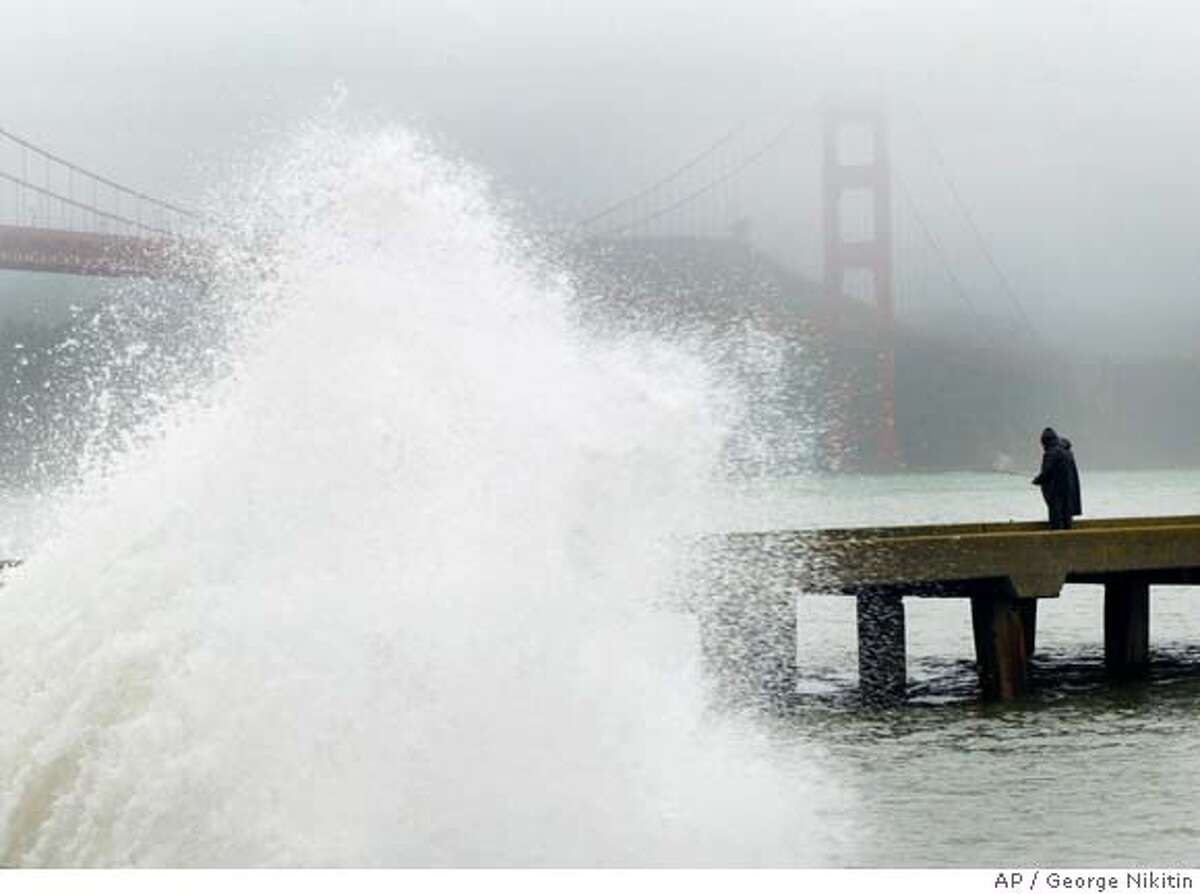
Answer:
696, 514, 1200, 704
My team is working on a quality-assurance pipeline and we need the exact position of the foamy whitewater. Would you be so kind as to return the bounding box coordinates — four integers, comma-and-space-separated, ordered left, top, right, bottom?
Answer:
0, 123, 852, 866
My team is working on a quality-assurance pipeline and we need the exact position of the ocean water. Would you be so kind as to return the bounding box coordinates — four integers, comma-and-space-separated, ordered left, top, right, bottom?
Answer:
0, 120, 1196, 867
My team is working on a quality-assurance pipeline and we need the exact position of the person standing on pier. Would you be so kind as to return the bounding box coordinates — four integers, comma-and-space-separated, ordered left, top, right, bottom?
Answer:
1032, 427, 1082, 529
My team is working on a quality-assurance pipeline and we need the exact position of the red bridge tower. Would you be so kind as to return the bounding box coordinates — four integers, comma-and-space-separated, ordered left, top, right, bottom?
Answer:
822, 100, 899, 468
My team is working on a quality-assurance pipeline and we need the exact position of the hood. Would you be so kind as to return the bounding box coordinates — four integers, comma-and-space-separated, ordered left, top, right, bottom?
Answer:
1041, 427, 1059, 448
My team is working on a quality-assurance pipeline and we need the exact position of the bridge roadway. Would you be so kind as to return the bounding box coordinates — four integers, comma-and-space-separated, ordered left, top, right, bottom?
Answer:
0, 224, 181, 278
697, 514, 1200, 703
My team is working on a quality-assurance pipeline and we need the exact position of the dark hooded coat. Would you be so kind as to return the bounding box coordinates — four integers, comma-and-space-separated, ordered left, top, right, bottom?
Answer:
1060, 437, 1083, 517
1033, 427, 1082, 529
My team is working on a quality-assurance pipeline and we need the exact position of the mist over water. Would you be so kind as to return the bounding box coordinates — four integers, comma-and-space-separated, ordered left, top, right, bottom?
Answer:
0, 123, 851, 866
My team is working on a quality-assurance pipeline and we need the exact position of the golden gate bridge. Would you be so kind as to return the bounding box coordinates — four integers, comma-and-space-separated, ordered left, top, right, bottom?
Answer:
0, 101, 1039, 468
0, 124, 199, 278
570, 99, 1039, 467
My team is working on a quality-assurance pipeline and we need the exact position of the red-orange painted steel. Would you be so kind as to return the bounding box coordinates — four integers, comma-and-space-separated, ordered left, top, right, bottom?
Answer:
0, 224, 177, 278
822, 100, 898, 468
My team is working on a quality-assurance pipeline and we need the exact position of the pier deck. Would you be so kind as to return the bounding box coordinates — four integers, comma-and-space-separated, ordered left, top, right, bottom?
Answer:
697, 515, 1200, 703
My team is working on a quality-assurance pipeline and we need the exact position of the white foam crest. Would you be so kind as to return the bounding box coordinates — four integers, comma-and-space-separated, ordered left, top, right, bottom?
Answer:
0, 123, 855, 866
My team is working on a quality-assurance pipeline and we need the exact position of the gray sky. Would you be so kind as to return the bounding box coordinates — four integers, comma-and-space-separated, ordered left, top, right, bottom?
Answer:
2, 0, 1200, 354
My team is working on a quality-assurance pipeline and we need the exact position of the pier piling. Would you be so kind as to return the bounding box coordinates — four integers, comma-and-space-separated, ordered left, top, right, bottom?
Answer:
857, 593, 907, 703
971, 592, 1030, 701
1104, 577, 1150, 677
698, 584, 797, 707
1019, 600, 1038, 657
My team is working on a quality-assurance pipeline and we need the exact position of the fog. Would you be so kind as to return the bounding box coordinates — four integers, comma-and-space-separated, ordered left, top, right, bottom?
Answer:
3, 0, 1200, 353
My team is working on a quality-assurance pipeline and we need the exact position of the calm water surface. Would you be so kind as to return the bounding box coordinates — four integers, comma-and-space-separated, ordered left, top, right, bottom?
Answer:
718, 469, 1200, 867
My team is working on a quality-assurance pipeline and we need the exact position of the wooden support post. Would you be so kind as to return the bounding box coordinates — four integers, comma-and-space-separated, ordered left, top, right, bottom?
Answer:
698, 584, 797, 708
971, 591, 1029, 701
857, 593, 906, 704
1105, 577, 1150, 677
1019, 600, 1038, 658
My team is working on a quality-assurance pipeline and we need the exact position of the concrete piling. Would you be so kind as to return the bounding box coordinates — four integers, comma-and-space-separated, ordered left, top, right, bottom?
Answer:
698, 584, 797, 708
1104, 577, 1150, 677
1018, 600, 1038, 657
857, 593, 907, 704
971, 592, 1029, 701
